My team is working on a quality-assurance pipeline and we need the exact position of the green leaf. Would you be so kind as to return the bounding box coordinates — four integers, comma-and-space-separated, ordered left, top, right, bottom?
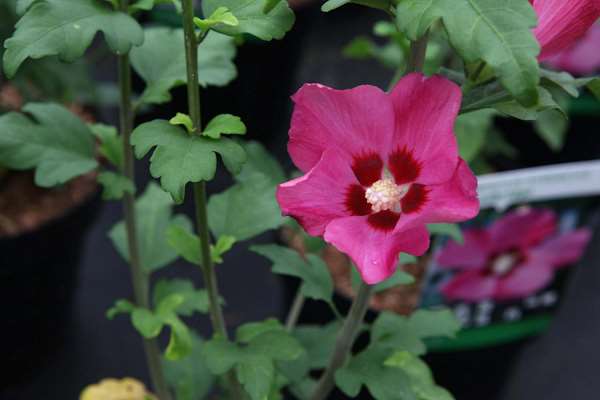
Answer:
252, 244, 333, 303
278, 355, 311, 388
236, 354, 275, 400
409, 309, 461, 339
373, 269, 415, 293
400, 253, 417, 264
484, 128, 517, 159
584, 77, 600, 100
109, 294, 196, 360
427, 223, 463, 244
533, 109, 568, 151
156, 294, 186, 317
342, 35, 405, 69
169, 112, 194, 133
322, 0, 391, 12
155, 293, 185, 321
131, 28, 237, 104
460, 81, 512, 114
396, 0, 540, 106
0, 102, 97, 187
343, 36, 376, 59
166, 225, 201, 265
201, 0, 295, 41
106, 299, 135, 319
237, 140, 285, 184
321, 0, 350, 11
97, 171, 135, 200
371, 312, 427, 356
163, 333, 216, 400
373, 21, 397, 37
237, 318, 284, 343
89, 123, 123, 169
263, 0, 282, 13
194, 6, 239, 31
371, 309, 460, 357
454, 110, 495, 163
211, 235, 237, 263
17, 0, 37, 14
247, 329, 304, 361
109, 183, 193, 271
164, 315, 194, 360
385, 351, 454, 400
3, 0, 143, 78
131, 119, 246, 203
494, 87, 564, 120
128, 0, 153, 11
132, 308, 164, 338
540, 69, 579, 97
203, 114, 246, 139
335, 345, 415, 400
153, 279, 210, 316
204, 320, 303, 400
201, 336, 242, 374
208, 173, 284, 241
293, 322, 340, 369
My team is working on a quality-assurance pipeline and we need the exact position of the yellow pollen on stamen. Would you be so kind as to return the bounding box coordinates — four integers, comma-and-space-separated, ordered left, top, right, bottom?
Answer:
365, 178, 408, 212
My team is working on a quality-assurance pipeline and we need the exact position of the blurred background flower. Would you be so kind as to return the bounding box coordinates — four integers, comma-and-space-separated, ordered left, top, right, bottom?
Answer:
438, 208, 592, 302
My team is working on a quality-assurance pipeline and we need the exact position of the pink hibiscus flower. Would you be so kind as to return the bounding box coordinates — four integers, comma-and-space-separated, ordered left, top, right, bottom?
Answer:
276, 73, 480, 285
438, 208, 592, 302
545, 24, 600, 75
531, 0, 600, 61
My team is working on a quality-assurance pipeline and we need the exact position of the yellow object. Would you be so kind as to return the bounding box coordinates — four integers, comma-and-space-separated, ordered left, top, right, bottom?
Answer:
80, 377, 156, 400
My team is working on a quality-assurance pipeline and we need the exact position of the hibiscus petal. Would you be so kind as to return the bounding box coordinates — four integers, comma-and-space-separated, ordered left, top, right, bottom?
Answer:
288, 83, 395, 173
436, 229, 492, 271
393, 159, 480, 233
324, 217, 430, 284
529, 228, 592, 268
389, 73, 461, 185
495, 260, 554, 300
489, 208, 556, 253
441, 270, 497, 302
532, 0, 600, 60
545, 24, 600, 75
276, 149, 359, 236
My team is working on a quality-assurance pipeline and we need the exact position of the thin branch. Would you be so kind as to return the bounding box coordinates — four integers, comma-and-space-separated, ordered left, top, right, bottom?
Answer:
309, 282, 373, 400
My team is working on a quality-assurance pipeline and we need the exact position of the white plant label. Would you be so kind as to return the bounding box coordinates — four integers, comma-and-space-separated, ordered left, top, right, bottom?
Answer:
478, 160, 600, 211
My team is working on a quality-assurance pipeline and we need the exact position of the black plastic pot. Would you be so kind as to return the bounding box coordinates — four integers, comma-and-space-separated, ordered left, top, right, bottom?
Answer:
0, 189, 101, 389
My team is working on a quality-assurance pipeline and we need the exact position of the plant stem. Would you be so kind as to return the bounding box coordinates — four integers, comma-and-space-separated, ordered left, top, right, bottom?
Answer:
406, 30, 430, 74
180, 0, 243, 396
285, 289, 305, 332
117, 2, 171, 399
192, 183, 228, 335
309, 282, 373, 400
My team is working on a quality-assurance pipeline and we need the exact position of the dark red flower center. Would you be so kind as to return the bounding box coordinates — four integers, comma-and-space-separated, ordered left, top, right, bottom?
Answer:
351, 152, 383, 186
344, 149, 428, 232
389, 146, 422, 184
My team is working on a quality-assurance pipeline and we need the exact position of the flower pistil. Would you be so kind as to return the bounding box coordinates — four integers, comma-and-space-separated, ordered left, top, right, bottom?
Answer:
364, 177, 410, 213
